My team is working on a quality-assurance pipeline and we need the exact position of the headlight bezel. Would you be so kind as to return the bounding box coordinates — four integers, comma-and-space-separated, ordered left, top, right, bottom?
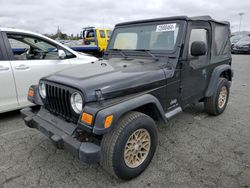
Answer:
39, 82, 46, 99
70, 92, 84, 114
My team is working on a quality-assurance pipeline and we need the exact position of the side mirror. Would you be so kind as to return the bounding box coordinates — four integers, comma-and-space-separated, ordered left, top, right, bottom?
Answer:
58, 50, 66, 59
191, 41, 207, 56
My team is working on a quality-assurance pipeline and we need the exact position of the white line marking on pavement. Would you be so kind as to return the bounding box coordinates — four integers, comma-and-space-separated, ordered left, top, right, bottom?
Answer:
0, 127, 29, 137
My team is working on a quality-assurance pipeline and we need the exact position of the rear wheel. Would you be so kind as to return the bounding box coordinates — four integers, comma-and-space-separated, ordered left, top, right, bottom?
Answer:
100, 111, 158, 180
204, 78, 230, 115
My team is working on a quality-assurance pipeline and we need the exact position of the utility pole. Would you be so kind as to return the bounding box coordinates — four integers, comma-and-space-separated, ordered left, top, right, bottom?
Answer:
239, 12, 244, 32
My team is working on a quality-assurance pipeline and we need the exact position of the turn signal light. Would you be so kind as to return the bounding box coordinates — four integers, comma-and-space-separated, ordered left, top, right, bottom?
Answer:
28, 88, 34, 97
81, 112, 93, 125
104, 115, 113, 128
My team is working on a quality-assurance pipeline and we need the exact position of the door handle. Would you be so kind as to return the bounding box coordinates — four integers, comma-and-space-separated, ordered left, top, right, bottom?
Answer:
14, 64, 30, 70
0, 66, 10, 71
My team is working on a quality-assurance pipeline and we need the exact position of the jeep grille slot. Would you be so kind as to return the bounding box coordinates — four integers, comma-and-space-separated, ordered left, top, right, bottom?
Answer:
43, 82, 78, 123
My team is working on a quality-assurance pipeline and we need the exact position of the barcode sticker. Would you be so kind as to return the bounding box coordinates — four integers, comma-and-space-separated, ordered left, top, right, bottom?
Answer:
156, 23, 176, 32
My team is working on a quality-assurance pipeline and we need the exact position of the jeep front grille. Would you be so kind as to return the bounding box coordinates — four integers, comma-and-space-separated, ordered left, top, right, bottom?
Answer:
43, 82, 79, 123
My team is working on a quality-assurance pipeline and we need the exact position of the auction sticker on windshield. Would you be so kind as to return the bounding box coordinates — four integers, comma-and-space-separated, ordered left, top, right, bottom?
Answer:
156, 23, 176, 32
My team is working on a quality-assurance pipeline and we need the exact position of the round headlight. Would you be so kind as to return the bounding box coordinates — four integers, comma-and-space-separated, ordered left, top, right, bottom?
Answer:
39, 82, 46, 98
70, 92, 83, 114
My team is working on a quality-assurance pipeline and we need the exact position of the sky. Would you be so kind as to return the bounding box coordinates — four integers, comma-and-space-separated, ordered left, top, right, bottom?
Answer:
0, 0, 249, 35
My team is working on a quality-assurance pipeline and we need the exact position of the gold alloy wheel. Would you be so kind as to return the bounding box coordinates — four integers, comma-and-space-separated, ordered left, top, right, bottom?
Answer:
218, 86, 228, 109
124, 128, 151, 168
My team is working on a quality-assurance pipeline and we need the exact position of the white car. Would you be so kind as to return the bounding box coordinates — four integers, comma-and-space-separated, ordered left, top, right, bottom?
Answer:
0, 27, 97, 113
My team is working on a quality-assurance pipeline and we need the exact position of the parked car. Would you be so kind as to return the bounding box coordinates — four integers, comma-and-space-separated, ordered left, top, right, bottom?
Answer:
0, 27, 97, 113
22, 16, 233, 180
231, 36, 250, 54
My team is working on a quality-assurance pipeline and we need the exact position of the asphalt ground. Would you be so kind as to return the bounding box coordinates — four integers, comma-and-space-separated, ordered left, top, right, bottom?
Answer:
0, 55, 249, 188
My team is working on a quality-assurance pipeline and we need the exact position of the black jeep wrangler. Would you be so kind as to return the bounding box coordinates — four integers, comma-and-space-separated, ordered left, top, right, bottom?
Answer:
21, 16, 233, 180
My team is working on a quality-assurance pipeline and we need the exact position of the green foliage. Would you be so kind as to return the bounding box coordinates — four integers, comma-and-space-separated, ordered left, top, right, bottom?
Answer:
44, 31, 82, 40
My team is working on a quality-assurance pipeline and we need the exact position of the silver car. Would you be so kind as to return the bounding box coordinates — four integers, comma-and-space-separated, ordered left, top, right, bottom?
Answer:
232, 36, 250, 54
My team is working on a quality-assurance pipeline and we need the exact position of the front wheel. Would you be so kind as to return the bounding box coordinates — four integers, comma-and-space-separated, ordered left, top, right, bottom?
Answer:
100, 111, 158, 180
204, 78, 230, 115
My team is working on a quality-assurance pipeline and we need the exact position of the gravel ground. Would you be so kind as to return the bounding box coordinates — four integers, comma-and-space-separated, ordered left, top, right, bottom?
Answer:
0, 55, 249, 188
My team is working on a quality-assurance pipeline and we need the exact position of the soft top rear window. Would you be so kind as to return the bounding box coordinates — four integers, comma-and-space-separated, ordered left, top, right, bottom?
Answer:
214, 25, 230, 55
211, 23, 231, 62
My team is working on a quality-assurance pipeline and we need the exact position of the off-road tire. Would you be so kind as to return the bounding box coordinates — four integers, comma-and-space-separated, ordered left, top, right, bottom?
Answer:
100, 111, 158, 180
204, 78, 230, 115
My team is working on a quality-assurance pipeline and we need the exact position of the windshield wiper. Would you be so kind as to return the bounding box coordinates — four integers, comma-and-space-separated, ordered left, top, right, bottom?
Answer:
134, 49, 159, 61
108, 49, 128, 58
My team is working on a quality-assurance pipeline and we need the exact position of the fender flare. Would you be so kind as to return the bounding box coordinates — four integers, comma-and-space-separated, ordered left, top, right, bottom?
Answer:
205, 64, 233, 97
93, 94, 167, 135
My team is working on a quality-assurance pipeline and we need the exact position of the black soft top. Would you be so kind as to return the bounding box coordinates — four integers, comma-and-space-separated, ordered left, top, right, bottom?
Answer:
116, 15, 229, 27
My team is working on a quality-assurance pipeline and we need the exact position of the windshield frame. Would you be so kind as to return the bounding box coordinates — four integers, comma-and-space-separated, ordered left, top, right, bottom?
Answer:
107, 20, 185, 56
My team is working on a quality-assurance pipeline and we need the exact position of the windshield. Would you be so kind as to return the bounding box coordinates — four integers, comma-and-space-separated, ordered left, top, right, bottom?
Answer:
238, 36, 250, 43
85, 30, 95, 38
108, 22, 181, 51
230, 35, 241, 43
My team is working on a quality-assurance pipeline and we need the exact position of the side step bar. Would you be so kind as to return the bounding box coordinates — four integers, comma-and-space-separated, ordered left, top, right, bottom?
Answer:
165, 107, 182, 120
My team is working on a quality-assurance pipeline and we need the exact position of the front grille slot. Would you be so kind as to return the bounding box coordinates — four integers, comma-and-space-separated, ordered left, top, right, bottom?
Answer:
44, 82, 77, 123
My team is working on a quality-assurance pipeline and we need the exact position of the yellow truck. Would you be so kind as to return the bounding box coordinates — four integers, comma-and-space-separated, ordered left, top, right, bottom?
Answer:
61, 27, 112, 57
83, 27, 111, 51
74, 27, 111, 56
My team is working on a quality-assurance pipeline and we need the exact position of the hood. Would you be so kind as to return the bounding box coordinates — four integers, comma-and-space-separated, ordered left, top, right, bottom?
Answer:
75, 52, 98, 61
44, 58, 174, 102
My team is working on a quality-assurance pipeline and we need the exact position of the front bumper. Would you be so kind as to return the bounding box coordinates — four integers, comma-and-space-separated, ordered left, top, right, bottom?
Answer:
21, 107, 100, 164
232, 46, 250, 53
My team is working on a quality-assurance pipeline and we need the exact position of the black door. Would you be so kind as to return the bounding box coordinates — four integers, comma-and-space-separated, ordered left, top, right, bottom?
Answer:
180, 22, 211, 104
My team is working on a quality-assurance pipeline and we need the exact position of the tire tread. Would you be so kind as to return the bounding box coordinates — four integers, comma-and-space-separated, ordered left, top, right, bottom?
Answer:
100, 111, 148, 178
204, 77, 229, 115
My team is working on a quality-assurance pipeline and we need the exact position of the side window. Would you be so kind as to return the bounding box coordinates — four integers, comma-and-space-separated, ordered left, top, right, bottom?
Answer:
106, 30, 112, 38
8, 38, 29, 48
7, 34, 60, 60
99, 30, 106, 38
189, 29, 208, 56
